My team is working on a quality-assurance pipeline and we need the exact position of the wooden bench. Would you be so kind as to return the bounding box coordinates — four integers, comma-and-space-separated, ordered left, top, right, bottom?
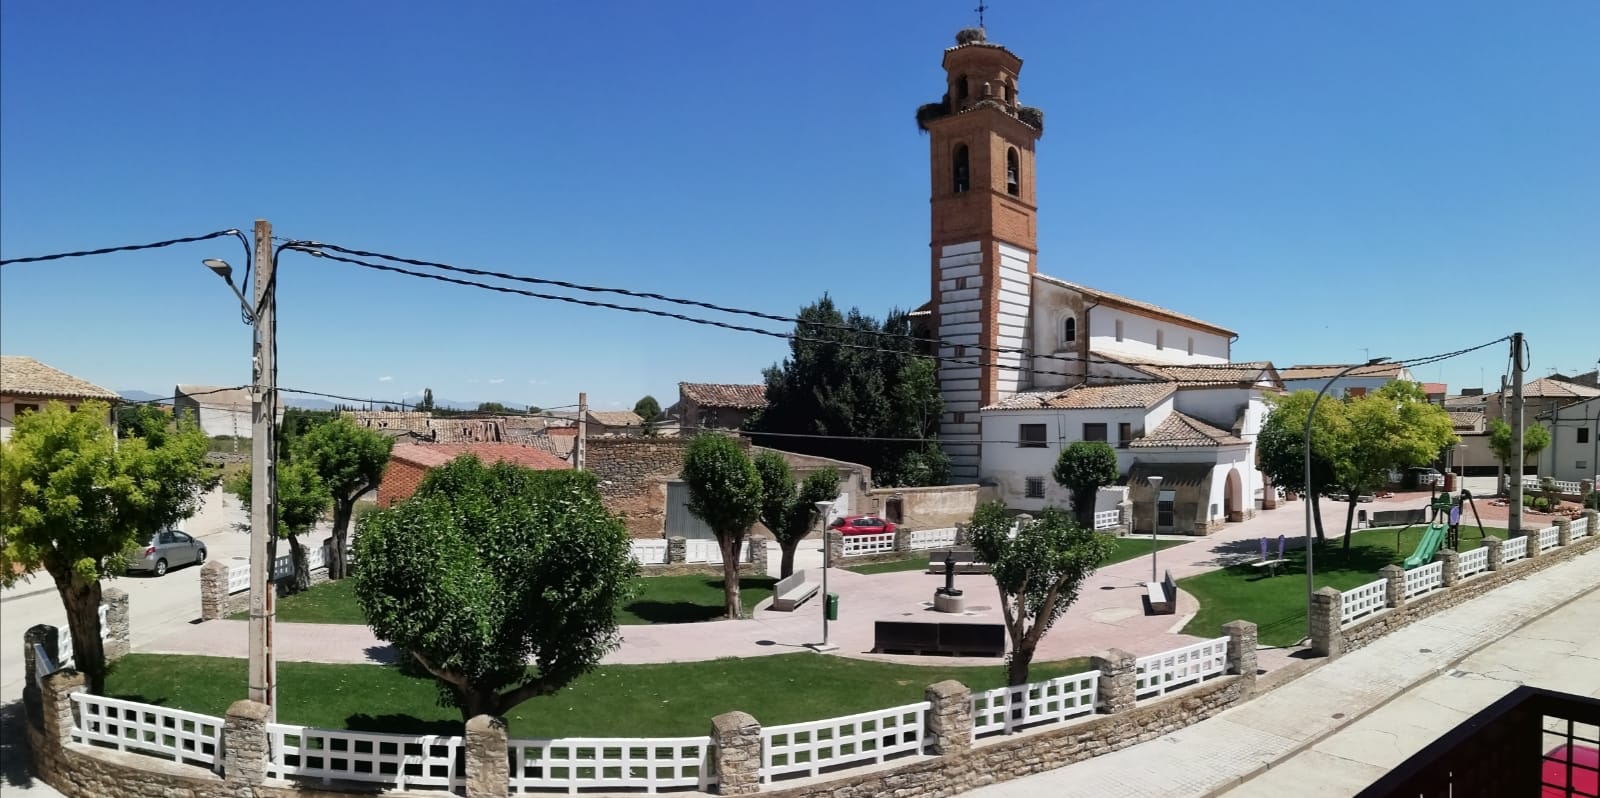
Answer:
1145, 570, 1177, 615
925, 547, 990, 575
770, 570, 819, 612
873, 620, 1006, 657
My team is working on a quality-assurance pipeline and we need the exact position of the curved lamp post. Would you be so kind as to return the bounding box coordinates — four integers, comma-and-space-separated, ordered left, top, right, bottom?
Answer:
1303, 357, 1387, 641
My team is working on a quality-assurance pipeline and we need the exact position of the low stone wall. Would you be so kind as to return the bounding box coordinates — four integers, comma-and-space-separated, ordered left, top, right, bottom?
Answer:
200, 556, 333, 621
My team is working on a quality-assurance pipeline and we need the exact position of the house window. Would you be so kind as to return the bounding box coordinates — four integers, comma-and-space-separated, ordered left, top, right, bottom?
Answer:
1118, 422, 1133, 448
1187, 336, 1195, 356
1346, 387, 1368, 398
1578, 460, 1589, 471
15, 403, 39, 415
1006, 147, 1020, 196
1114, 319, 1124, 342
953, 144, 970, 193
1156, 330, 1165, 350
1579, 428, 1590, 444
1083, 423, 1108, 442
1024, 477, 1045, 499
1019, 423, 1047, 448
1062, 317, 1076, 346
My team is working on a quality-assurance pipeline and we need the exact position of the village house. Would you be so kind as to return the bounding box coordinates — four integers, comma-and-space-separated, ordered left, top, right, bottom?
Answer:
1536, 394, 1599, 486
172, 385, 268, 439
670, 382, 767, 432
0, 355, 119, 442
375, 442, 571, 507
1277, 362, 1416, 397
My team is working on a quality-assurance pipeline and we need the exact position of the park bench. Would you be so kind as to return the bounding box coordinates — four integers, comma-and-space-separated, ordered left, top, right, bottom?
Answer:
770, 570, 820, 612
1251, 535, 1288, 577
873, 620, 1006, 657
925, 547, 989, 575
1145, 569, 1177, 615
1370, 508, 1427, 528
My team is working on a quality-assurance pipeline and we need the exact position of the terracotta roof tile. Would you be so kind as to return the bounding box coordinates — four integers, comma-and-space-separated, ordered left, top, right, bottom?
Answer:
1501, 378, 1600, 400
0, 356, 119, 401
984, 382, 1175, 411
588, 410, 643, 427
679, 383, 768, 410
1032, 273, 1237, 336
1128, 412, 1247, 448
1448, 411, 1485, 429
1280, 363, 1407, 381
389, 443, 570, 471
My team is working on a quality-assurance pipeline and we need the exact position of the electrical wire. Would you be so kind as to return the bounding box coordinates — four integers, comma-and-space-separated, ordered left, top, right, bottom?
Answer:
0, 230, 242, 266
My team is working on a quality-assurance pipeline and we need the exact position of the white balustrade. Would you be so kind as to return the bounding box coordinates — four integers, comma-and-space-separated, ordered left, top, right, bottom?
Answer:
1502, 535, 1529, 564
681, 539, 753, 565
629, 540, 669, 566
839, 532, 896, 557
1538, 525, 1561, 552
55, 604, 109, 669
1457, 546, 1490, 579
227, 563, 250, 594
1093, 510, 1120, 530
1524, 477, 1580, 495
71, 693, 224, 770
1341, 578, 1389, 626
508, 736, 715, 794
1573, 517, 1590, 539
907, 528, 958, 550
760, 703, 926, 782
970, 671, 1100, 738
1403, 561, 1443, 599
1133, 637, 1228, 700
267, 723, 464, 790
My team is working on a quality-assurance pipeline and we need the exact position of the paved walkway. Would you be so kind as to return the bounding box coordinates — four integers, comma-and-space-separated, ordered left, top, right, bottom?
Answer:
957, 547, 1600, 798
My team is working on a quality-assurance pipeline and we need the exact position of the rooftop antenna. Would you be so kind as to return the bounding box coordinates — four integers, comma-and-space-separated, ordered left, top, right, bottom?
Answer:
976, 0, 988, 28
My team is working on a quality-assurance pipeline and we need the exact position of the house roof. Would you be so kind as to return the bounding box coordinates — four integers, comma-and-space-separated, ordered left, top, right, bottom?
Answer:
1502, 378, 1600, 400
1448, 410, 1485, 430
1032, 273, 1237, 336
1422, 382, 1448, 395
1092, 354, 1282, 389
1280, 363, 1407, 381
176, 385, 253, 409
526, 434, 575, 460
679, 382, 768, 410
389, 442, 570, 471
1128, 412, 1247, 449
1443, 394, 1488, 409
588, 410, 643, 427
983, 382, 1175, 411
0, 356, 119, 401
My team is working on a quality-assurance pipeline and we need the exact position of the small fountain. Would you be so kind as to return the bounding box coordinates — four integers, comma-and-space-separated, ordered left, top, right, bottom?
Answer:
933, 549, 965, 613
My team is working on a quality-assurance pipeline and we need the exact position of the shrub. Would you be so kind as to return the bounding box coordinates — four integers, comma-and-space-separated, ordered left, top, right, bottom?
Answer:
1532, 496, 1549, 512
1586, 491, 1599, 510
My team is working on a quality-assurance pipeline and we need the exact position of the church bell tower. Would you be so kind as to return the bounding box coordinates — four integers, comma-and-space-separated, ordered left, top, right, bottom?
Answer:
920, 27, 1042, 481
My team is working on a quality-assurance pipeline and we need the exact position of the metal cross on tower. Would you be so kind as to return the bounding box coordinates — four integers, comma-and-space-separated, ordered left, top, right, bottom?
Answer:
976, 1, 988, 28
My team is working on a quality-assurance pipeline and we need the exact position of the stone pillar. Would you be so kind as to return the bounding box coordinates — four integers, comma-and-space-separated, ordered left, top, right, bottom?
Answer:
748, 538, 769, 574
1585, 509, 1599, 538
41, 669, 85, 749
23, 624, 60, 721
924, 680, 973, 755
954, 523, 969, 546
1090, 648, 1137, 713
894, 527, 911, 554
1379, 564, 1406, 610
1222, 620, 1258, 687
667, 536, 687, 565
1484, 536, 1504, 571
1555, 517, 1572, 548
101, 587, 130, 661
1436, 549, 1460, 587
1116, 500, 1133, 537
465, 715, 510, 798
1523, 528, 1541, 559
710, 711, 762, 796
825, 530, 844, 563
1262, 476, 1279, 510
223, 700, 270, 792
200, 560, 230, 621
1310, 587, 1344, 658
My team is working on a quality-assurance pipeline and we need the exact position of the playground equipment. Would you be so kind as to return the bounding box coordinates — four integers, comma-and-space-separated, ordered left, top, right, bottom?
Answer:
1400, 490, 1488, 568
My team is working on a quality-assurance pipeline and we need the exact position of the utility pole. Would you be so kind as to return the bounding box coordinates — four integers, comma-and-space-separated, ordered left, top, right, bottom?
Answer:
575, 392, 587, 470
1509, 332, 1524, 535
248, 219, 278, 717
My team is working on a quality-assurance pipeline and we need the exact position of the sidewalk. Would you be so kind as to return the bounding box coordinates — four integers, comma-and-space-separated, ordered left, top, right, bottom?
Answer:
957, 546, 1600, 798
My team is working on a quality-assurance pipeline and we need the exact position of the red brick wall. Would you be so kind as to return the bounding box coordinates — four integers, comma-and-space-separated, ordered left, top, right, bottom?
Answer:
376, 459, 428, 508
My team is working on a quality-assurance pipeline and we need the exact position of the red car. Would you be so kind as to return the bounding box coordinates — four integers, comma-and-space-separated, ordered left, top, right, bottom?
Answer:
830, 515, 897, 536
1542, 744, 1599, 797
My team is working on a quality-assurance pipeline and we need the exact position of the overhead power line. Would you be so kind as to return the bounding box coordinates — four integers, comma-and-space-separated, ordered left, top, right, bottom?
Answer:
0, 229, 242, 266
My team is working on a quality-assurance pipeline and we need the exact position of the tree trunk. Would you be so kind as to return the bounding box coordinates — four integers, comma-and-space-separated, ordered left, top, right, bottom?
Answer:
1007, 644, 1036, 686
456, 685, 502, 722
720, 536, 743, 619
329, 499, 353, 580
286, 535, 311, 593
1342, 491, 1360, 554
779, 537, 799, 579
51, 567, 107, 694
1311, 489, 1327, 542
1072, 489, 1095, 530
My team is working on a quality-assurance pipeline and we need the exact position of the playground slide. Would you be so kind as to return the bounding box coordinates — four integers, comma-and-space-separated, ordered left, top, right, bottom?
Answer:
1403, 522, 1448, 568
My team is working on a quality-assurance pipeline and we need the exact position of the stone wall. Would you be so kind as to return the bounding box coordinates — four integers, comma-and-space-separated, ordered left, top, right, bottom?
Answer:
588, 437, 737, 536
866, 484, 982, 530
200, 554, 333, 621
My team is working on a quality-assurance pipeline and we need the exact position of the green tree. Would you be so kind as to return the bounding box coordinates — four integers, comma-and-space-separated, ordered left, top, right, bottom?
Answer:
416, 389, 435, 412
354, 456, 635, 720
1, 401, 211, 694
1333, 382, 1458, 550
1051, 442, 1119, 530
277, 407, 336, 459
225, 461, 332, 592
1488, 418, 1552, 493
754, 450, 841, 578
681, 434, 763, 618
290, 417, 394, 579
117, 404, 172, 443
1256, 391, 1350, 542
634, 396, 663, 437
477, 401, 510, 414
750, 296, 946, 486
967, 503, 1117, 685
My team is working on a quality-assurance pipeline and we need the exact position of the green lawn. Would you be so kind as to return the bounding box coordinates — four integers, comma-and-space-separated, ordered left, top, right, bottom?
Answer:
845, 535, 1187, 575
1181, 525, 1507, 647
240, 573, 776, 626
103, 652, 1090, 738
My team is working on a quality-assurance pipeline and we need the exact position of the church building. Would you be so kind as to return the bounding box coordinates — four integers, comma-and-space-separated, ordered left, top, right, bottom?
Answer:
914, 28, 1282, 534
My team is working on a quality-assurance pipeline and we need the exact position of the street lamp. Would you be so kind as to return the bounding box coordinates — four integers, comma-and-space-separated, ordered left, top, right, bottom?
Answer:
1303, 357, 1387, 641
811, 500, 836, 652
1147, 475, 1163, 584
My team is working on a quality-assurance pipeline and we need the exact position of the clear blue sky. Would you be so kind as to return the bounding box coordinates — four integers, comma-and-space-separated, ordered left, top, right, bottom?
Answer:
3, 1, 1596, 410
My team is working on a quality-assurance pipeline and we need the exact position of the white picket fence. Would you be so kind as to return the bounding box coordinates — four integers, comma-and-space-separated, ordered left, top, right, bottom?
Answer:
1341, 578, 1389, 626
508, 736, 716, 794
760, 703, 926, 782
54, 604, 109, 670
1093, 510, 1120, 530
907, 528, 958, 550
1538, 525, 1561, 552
226, 544, 330, 595
1457, 546, 1490, 579
267, 723, 465, 790
1133, 637, 1229, 701
682, 539, 753, 565
629, 540, 669, 566
1502, 535, 1529, 564
840, 532, 897, 557
1574, 517, 1591, 539
71, 693, 224, 770
970, 671, 1100, 738
1404, 561, 1444, 599
1523, 477, 1581, 495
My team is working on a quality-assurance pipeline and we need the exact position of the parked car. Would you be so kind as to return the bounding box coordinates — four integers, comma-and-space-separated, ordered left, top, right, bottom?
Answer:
830, 515, 896, 536
124, 528, 206, 576
1542, 743, 1598, 797
1408, 467, 1444, 489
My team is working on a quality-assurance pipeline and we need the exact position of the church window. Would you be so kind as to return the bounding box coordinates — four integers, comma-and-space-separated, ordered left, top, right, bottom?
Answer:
1004, 79, 1015, 104
1062, 316, 1076, 346
1006, 147, 1020, 196
957, 74, 970, 101
953, 144, 970, 193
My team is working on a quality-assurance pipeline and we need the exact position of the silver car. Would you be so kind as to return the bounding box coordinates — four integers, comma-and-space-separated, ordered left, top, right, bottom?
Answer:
125, 528, 207, 576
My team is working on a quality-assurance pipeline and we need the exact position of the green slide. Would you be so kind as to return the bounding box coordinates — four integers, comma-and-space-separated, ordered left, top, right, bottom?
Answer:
1403, 522, 1448, 568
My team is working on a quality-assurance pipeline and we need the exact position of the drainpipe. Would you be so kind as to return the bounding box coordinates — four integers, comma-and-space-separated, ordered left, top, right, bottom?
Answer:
1081, 298, 1102, 386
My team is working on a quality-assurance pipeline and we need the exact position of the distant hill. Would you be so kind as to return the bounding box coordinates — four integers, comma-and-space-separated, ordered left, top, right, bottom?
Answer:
118, 389, 530, 413
119, 390, 167, 403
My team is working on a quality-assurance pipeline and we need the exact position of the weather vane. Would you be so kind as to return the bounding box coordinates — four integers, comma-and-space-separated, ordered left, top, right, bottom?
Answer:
976, 1, 988, 28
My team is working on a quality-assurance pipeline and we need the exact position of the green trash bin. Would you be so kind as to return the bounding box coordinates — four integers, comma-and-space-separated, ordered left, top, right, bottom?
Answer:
825, 592, 839, 621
